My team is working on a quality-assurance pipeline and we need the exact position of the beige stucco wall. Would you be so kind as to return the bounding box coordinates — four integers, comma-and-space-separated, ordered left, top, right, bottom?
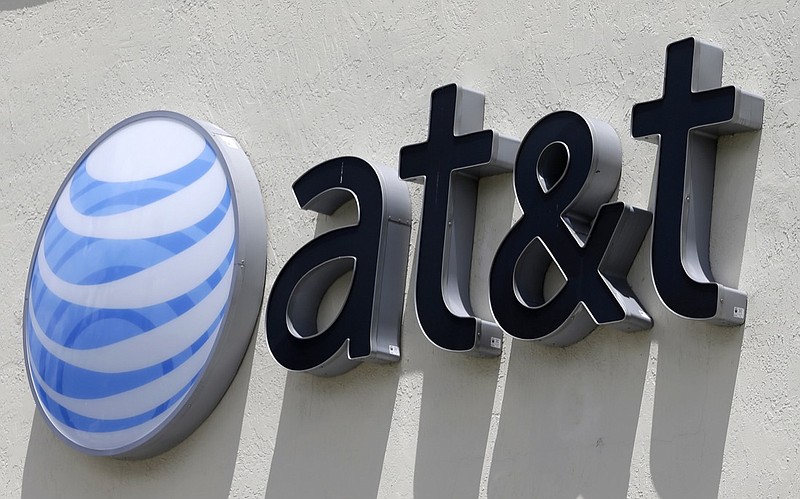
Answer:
0, 0, 797, 497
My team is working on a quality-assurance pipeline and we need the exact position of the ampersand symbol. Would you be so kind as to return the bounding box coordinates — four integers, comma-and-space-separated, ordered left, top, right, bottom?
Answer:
489, 111, 653, 345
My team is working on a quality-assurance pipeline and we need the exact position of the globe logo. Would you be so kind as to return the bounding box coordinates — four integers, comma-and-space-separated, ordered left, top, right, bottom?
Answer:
23, 112, 267, 458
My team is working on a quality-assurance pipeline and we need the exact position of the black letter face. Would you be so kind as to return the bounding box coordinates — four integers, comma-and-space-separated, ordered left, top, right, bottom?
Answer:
489, 111, 653, 346
399, 83, 520, 356
265, 157, 411, 376
632, 37, 764, 325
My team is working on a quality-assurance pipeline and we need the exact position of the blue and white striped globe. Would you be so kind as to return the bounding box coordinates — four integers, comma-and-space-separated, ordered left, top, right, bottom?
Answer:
23, 114, 262, 456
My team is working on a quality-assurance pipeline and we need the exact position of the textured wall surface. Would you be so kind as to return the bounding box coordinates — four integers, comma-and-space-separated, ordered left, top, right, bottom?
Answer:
0, 0, 797, 497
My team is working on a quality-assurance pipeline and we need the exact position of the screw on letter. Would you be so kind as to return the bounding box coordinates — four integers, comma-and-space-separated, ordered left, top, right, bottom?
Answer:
489, 111, 653, 345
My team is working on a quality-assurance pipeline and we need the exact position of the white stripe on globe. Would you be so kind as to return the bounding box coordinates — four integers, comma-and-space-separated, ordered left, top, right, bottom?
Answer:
27, 261, 233, 373
31, 322, 219, 420
85, 118, 207, 183
36, 206, 235, 309
55, 159, 229, 240
45, 393, 183, 452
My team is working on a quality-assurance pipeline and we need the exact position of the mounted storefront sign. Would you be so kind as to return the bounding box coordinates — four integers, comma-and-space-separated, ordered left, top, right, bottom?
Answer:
25, 37, 765, 457
23, 112, 267, 458
265, 36, 763, 374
